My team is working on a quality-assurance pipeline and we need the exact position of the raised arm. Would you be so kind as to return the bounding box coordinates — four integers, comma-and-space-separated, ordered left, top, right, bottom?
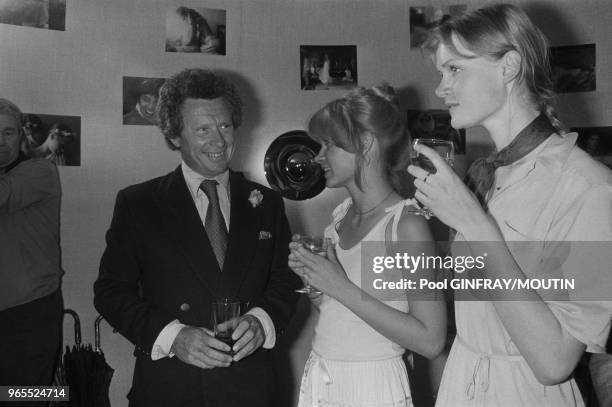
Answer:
409, 144, 612, 385
290, 209, 447, 359
460, 186, 612, 385
0, 159, 60, 213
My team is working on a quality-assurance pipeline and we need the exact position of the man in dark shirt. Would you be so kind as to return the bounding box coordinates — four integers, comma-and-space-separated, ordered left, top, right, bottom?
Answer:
0, 98, 63, 389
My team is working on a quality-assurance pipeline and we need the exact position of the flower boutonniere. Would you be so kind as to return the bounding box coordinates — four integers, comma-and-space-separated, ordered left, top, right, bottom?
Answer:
248, 189, 264, 208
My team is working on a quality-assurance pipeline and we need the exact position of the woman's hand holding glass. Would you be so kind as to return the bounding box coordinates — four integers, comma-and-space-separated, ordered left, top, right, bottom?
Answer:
410, 139, 455, 217
407, 143, 487, 236
288, 237, 351, 301
291, 235, 331, 294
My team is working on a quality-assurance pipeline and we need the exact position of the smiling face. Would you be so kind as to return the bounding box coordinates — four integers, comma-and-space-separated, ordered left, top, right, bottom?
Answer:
173, 98, 235, 177
138, 94, 158, 120
0, 114, 22, 170
314, 139, 356, 189
433, 35, 507, 130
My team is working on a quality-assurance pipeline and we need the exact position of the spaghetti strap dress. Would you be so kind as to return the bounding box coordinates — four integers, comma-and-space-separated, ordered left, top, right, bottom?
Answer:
297, 197, 420, 407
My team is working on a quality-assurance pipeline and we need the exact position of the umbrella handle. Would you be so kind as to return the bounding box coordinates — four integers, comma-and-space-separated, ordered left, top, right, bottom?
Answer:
95, 314, 104, 353
62, 309, 81, 347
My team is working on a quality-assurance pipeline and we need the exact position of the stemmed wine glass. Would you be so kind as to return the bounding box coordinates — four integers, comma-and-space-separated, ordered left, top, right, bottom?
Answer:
295, 235, 332, 294
410, 138, 455, 217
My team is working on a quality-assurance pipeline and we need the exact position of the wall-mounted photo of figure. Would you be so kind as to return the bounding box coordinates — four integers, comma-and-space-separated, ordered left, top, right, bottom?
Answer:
300, 45, 357, 91
0, 0, 65, 31
165, 6, 226, 55
550, 44, 596, 93
574, 126, 612, 168
407, 109, 466, 154
22, 113, 80, 166
123, 76, 165, 126
409, 5, 466, 48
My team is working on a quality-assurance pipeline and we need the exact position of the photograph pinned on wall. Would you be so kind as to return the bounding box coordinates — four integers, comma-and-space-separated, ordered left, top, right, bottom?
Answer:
550, 44, 596, 93
300, 45, 357, 91
573, 126, 612, 168
0, 0, 66, 31
409, 5, 466, 48
123, 76, 165, 126
166, 6, 226, 55
23, 113, 80, 166
407, 109, 466, 154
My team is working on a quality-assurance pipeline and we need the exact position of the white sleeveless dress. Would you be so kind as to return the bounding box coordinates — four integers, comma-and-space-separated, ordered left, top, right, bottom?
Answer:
297, 198, 419, 407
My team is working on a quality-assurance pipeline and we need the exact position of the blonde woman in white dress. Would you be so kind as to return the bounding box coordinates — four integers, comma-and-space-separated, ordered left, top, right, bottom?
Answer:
289, 85, 447, 407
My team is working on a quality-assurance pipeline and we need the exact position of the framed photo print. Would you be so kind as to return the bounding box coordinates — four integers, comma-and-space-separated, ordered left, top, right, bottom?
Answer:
409, 5, 466, 48
300, 45, 357, 91
0, 0, 66, 31
550, 44, 596, 93
166, 6, 227, 55
23, 113, 80, 166
123, 76, 165, 126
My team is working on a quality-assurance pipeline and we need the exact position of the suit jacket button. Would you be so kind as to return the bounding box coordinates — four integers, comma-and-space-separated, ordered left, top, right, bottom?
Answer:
180, 303, 191, 312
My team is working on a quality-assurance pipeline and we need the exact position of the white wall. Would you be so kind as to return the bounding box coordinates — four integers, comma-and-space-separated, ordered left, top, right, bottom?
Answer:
1, 0, 611, 405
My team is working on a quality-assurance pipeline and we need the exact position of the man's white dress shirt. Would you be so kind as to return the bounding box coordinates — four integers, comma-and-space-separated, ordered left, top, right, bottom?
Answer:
150, 162, 276, 359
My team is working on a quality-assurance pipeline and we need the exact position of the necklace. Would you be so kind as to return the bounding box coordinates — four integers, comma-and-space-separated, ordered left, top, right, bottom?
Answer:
353, 190, 394, 216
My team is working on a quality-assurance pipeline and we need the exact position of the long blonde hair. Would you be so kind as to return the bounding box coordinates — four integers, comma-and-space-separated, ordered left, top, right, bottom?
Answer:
307, 85, 414, 197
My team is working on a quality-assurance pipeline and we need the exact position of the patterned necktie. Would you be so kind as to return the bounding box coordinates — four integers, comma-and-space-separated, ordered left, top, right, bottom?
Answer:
199, 180, 228, 269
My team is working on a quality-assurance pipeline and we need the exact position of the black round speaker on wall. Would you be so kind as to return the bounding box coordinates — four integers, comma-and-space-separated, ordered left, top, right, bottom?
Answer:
264, 130, 326, 200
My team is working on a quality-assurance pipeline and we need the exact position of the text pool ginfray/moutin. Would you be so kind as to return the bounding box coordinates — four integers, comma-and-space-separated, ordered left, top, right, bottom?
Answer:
372, 278, 576, 291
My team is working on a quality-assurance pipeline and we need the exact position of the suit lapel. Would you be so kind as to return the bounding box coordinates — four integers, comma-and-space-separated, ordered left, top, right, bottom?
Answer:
156, 166, 221, 294
218, 171, 258, 297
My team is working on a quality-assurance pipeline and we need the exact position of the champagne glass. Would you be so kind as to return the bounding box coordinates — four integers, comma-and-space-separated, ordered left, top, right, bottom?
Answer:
295, 235, 332, 294
212, 298, 241, 354
411, 138, 455, 217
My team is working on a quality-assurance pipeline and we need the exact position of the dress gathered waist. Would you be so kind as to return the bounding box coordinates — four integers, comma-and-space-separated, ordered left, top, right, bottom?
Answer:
310, 349, 404, 363
301, 351, 411, 407
454, 335, 525, 400
455, 335, 524, 361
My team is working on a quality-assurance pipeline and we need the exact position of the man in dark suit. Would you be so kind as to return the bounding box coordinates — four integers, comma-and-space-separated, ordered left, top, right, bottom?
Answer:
94, 69, 300, 407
